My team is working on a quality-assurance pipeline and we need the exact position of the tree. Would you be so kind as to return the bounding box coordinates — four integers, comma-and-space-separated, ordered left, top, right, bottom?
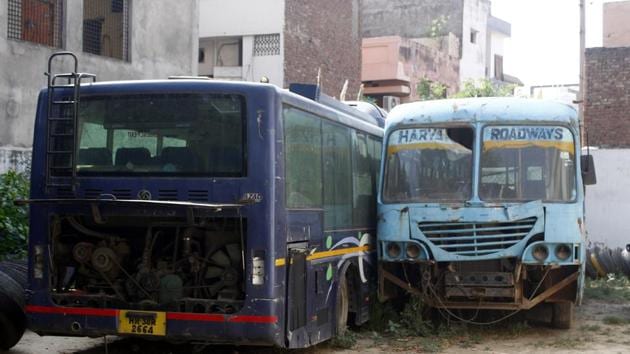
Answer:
417, 77, 447, 101
452, 78, 515, 98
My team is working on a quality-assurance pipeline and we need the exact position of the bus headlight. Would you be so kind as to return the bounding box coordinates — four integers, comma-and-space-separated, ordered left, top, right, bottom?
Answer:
386, 242, 401, 259
555, 244, 572, 261
406, 243, 421, 259
532, 244, 549, 261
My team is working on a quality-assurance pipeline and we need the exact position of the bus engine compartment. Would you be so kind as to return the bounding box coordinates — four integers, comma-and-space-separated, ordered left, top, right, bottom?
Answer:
48, 214, 245, 314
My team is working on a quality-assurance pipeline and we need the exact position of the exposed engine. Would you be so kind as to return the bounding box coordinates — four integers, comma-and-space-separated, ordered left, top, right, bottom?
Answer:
50, 215, 245, 314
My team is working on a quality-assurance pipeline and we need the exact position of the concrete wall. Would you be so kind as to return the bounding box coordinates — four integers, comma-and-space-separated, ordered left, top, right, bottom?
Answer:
199, 0, 284, 38
0, 0, 199, 172
584, 47, 630, 148
585, 149, 630, 248
603, 1, 630, 48
284, 0, 362, 98
487, 31, 507, 80
361, 0, 465, 39
198, 0, 284, 86
459, 0, 489, 83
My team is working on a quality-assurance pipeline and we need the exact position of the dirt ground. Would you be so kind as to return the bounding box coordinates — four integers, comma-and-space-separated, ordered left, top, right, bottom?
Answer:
6, 298, 630, 354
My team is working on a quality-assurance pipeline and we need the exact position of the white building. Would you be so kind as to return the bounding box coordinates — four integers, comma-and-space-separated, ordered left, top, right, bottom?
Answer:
198, 0, 284, 86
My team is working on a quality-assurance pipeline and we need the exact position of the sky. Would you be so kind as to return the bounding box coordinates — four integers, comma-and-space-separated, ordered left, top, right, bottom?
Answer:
490, 0, 622, 86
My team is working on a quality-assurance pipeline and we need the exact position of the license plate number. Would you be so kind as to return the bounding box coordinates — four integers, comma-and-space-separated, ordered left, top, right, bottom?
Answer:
118, 310, 166, 336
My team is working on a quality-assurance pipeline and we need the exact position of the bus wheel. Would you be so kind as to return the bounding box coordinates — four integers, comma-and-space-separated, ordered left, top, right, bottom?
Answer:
335, 275, 349, 335
0, 312, 22, 350
552, 302, 574, 329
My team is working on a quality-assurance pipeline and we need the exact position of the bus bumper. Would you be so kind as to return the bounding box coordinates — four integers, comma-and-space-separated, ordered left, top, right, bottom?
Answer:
26, 300, 284, 347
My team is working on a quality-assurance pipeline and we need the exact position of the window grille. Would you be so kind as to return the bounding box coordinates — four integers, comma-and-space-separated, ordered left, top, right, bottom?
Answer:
254, 34, 280, 56
83, 0, 130, 61
7, 0, 64, 47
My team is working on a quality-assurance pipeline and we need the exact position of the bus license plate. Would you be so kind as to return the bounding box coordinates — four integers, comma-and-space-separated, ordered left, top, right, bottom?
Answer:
118, 310, 166, 336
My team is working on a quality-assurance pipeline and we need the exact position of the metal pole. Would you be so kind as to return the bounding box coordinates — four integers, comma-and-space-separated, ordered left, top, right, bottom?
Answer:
578, 0, 586, 138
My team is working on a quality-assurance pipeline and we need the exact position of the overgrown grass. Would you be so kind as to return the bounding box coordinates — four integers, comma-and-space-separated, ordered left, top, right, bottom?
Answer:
584, 276, 630, 302
602, 316, 630, 325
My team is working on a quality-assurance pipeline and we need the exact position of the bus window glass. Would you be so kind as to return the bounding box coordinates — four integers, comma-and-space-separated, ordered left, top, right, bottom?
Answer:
284, 107, 323, 208
76, 93, 245, 176
383, 127, 473, 203
323, 121, 352, 229
352, 132, 374, 227
480, 126, 576, 202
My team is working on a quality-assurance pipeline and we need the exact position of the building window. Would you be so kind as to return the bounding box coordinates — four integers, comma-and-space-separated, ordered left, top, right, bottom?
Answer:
254, 33, 280, 56
7, 0, 64, 47
470, 29, 478, 44
216, 38, 242, 66
83, 0, 130, 61
494, 54, 504, 80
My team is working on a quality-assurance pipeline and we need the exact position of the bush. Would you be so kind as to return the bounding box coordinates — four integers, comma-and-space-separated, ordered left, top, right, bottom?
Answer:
0, 170, 30, 260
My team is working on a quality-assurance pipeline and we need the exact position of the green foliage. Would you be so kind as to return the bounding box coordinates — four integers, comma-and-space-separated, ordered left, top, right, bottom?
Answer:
584, 276, 630, 302
0, 170, 30, 260
452, 79, 515, 98
398, 295, 433, 337
428, 15, 449, 38
417, 77, 448, 101
329, 328, 358, 349
602, 316, 629, 325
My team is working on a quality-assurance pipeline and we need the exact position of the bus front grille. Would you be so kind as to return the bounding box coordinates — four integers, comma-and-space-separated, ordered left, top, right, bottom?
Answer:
418, 217, 537, 256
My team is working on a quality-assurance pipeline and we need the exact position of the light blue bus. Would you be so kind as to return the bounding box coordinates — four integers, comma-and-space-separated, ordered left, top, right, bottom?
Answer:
377, 98, 596, 328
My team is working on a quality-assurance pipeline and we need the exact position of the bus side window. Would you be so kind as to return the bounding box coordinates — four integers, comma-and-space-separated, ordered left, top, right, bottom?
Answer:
284, 107, 323, 208
352, 132, 373, 228
323, 121, 352, 229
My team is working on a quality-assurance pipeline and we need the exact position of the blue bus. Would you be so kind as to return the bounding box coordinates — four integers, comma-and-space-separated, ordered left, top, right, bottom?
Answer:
21, 53, 383, 348
377, 98, 595, 328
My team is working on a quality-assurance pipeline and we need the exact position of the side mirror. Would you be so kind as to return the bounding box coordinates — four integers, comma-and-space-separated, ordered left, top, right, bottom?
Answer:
581, 155, 596, 185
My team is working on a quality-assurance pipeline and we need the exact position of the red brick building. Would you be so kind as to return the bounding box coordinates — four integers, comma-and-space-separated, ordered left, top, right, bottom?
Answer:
584, 47, 630, 147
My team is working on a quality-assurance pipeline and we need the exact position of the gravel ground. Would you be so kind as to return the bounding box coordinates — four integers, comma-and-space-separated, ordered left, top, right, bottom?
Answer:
6, 299, 630, 354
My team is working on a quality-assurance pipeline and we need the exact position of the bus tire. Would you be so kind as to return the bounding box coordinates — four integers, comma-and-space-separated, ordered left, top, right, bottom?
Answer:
552, 302, 573, 329
335, 275, 349, 335
0, 310, 23, 350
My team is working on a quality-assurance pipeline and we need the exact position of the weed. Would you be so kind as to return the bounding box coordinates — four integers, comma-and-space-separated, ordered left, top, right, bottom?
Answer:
580, 324, 602, 332
329, 328, 357, 349
584, 277, 630, 302
420, 338, 442, 353
602, 316, 629, 325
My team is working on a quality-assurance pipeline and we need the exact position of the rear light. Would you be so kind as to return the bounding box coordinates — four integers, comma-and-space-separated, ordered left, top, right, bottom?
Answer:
252, 255, 264, 285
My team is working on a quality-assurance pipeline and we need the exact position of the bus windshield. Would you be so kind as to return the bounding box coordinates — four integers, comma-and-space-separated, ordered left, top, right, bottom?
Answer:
383, 127, 473, 203
479, 126, 576, 202
76, 93, 245, 176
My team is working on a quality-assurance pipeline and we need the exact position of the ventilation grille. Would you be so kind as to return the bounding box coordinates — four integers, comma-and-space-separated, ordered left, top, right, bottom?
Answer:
111, 189, 132, 199
254, 33, 280, 56
158, 189, 178, 201
188, 190, 209, 202
419, 217, 537, 257
84, 189, 103, 199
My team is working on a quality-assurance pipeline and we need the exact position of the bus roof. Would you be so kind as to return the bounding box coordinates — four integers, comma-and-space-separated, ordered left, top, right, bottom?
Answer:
386, 97, 578, 129
40, 79, 383, 135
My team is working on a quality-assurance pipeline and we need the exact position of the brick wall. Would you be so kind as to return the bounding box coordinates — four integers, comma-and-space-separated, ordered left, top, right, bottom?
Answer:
585, 47, 630, 147
284, 0, 362, 99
